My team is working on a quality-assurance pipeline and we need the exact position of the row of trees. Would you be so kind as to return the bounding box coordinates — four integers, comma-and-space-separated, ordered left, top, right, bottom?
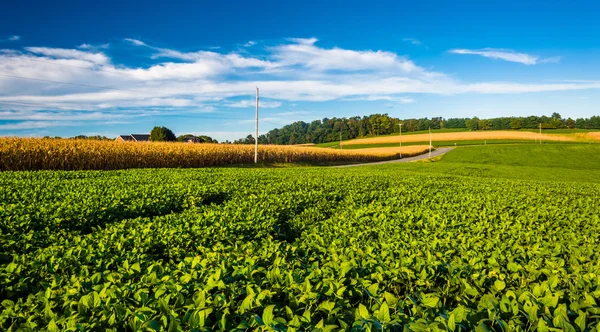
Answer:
233, 113, 600, 145
139, 126, 216, 143
148, 126, 218, 143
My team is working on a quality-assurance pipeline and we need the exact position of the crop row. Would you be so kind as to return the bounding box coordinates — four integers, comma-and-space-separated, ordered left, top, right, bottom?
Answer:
0, 138, 430, 171
1, 168, 600, 330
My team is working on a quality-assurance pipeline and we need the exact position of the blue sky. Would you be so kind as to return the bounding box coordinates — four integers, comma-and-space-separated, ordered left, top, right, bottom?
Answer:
1, 0, 599, 140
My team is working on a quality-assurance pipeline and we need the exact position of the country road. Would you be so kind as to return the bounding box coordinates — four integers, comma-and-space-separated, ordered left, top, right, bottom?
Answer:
335, 147, 455, 168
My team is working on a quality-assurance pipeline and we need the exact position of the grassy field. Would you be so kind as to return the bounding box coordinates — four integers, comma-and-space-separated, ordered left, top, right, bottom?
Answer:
1, 143, 600, 330
386, 144, 600, 183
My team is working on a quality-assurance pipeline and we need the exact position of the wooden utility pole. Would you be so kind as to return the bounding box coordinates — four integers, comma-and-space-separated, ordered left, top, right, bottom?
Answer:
398, 123, 403, 158
429, 127, 432, 158
539, 123, 542, 145
339, 132, 342, 149
255, 87, 259, 163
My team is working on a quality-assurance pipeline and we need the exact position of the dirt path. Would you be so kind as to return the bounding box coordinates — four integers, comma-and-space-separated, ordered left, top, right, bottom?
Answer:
335, 147, 455, 168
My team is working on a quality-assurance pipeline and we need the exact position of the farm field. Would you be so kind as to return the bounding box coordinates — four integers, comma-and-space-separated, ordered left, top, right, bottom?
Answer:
341, 130, 598, 147
389, 144, 600, 183
0, 138, 430, 171
2, 144, 600, 330
316, 129, 600, 149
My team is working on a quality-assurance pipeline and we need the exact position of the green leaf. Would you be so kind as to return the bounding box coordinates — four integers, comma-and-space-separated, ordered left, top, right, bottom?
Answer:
384, 292, 398, 307
240, 293, 254, 314
131, 262, 141, 273
451, 305, 467, 322
367, 283, 379, 296
422, 294, 440, 308
376, 302, 390, 323
494, 280, 506, 291
318, 300, 335, 313
262, 305, 275, 325
575, 311, 586, 331
358, 304, 370, 319
448, 313, 456, 331
47, 319, 60, 332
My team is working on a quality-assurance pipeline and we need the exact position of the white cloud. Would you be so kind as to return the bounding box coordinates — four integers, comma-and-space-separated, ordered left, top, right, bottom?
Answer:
403, 38, 421, 46
1, 35, 22, 42
243, 41, 256, 47
124, 38, 147, 46
449, 48, 559, 65
25, 47, 110, 64
0, 37, 597, 137
0, 120, 81, 130
78, 43, 110, 50
271, 38, 423, 74
539, 56, 562, 64
343, 95, 414, 103
226, 99, 282, 108
273, 110, 311, 117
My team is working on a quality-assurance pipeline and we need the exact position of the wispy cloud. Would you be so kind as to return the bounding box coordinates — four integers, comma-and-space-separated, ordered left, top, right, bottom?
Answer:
243, 41, 256, 47
403, 38, 422, 46
449, 48, 559, 65
225, 99, 282, 108
78, 43, 110, 50
0, 120, 81, 130
1, 35, 21, 42
124, 38, 147, 46
343, 95, 415, 103
25, 47, 110, 64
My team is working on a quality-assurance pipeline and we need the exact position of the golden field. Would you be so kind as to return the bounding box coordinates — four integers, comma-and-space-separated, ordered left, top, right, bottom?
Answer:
576, 132, 600, 141
0, 138, 427, 171
341, 130, 580, 146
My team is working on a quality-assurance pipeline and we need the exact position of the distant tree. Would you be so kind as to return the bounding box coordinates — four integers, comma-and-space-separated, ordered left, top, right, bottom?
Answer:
150, 126, 176, 142
466, 117, 479, 131
511, 119, 522, 130
478, 119, 491, 130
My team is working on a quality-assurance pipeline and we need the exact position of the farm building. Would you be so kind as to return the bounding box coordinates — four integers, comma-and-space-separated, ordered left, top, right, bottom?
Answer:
115, 134, 150, 142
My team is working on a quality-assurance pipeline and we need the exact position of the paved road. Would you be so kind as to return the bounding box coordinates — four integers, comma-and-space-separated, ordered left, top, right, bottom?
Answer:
335, 147, 455, 168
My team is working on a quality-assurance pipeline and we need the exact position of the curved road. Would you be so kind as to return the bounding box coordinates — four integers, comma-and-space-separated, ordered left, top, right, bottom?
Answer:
335, 147, 455, 168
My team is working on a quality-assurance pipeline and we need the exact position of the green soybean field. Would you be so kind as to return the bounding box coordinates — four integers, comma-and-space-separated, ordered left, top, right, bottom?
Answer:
2, 145, 600, 331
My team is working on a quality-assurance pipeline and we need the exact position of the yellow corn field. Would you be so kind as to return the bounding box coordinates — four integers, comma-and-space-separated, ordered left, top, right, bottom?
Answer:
0, 138, 430, 171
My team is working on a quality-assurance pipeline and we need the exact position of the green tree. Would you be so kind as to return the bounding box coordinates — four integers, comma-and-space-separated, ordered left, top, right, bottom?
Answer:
150, 126, 176, 142
511, 119, 522, 130
466, 117, 479, 131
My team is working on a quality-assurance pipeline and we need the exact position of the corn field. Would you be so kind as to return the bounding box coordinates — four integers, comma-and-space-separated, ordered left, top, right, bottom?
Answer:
0, 138, 430, 171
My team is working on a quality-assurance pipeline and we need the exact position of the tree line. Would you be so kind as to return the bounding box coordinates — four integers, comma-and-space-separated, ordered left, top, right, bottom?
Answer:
45, 126, 218, 143
232, 113, 600, 145
149, 126, 218, 143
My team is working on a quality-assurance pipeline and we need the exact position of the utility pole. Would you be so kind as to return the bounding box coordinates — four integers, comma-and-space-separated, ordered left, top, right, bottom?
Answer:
539, 123, 542, 145
398, 123, 403, 158
255, 87, 259, 163
339, 132, 342, 149
429, 127, 432, 158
